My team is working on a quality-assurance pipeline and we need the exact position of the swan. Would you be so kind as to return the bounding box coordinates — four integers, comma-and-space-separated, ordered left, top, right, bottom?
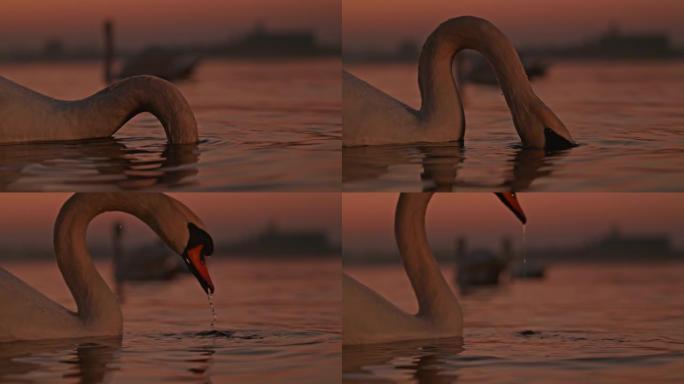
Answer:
343, 16, 576, 149
343, 192, 526, 345
112, 222, 185, 283
0, 75, 198, 144
0, 193, 214, 342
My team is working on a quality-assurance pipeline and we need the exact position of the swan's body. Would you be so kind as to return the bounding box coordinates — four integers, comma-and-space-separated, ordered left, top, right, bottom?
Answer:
0, 193, 213, 342
343, 192, 525, 345
343, 16, 575, 149
0, 75, 198, 144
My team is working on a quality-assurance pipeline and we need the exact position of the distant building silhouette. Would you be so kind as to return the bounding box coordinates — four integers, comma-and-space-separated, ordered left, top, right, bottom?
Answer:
579, 26, 674, 58
223, 222, 338, 257
591, 226, 672, 256
520, 25, 681, 60
220, 22, 337, 57
521, 226, 681, 263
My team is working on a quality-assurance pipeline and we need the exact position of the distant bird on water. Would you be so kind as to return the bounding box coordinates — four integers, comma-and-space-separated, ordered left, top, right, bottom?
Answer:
103, 20, 199, 84
112, 221, 187, 283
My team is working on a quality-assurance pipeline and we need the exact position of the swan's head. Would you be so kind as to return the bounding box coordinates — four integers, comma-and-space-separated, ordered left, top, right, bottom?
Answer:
182, 222, 215, 294
494, 192, 526, 224
519, 99, 576, 150
139, 194, 214, 294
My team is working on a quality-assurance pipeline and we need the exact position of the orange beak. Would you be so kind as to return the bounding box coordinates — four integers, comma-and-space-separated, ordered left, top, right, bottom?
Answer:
185, 244, 214, 294
495, 192, 527, 224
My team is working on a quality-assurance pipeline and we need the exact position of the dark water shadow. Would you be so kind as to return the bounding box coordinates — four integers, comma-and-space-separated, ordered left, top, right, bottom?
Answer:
343, 338, 464, 383
342, 143, 464, 191
155, 329, 260, 340
0, 138, 200, 190
0, 336, 121, 384
343, 143, 571, 191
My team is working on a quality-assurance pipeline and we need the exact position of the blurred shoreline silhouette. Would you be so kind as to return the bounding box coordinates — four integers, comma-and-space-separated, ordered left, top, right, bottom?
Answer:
0, 221, 339, 261
0, 21, 340, 64
344, 25, 684, 63
220, 221, 340, 258
345, 226, 684, 265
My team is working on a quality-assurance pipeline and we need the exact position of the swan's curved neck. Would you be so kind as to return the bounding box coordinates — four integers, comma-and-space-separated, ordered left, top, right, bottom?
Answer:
418, 17, 534, 134
395, 193, 460, 321
53, 194, 171, 327
66, 76, 198, 144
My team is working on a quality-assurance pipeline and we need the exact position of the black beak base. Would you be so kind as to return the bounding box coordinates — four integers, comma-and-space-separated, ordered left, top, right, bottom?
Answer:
544, 128, 577, 151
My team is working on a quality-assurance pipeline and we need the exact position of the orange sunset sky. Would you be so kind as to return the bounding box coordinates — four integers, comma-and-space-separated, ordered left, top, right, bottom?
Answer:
343, 0, 684, 52
343, 193, 684, 252
0, 0, 340, 52
0, 193, 340, 249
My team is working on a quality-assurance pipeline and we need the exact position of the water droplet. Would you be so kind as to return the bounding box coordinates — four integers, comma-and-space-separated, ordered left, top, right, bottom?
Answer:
521, 224, 527, 265
207, 293, 217, 329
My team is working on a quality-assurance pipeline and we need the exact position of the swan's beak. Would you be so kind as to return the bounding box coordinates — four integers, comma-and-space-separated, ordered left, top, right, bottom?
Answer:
495, 192, 527, 224
183, 223, 215, 294
544, 127, 577, 150
184, 244, 214, 294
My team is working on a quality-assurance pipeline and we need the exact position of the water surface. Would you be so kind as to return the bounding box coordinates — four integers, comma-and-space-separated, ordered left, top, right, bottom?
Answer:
0, 59, 340, 191
1, 258, 340, 383
344, 263, 684, 383
344, 61, 684, 191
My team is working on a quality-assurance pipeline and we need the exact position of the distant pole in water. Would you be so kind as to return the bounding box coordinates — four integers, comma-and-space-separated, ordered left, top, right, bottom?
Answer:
104, 20, 114, 84
455, 237, 467, 265
112, 221, 125, 300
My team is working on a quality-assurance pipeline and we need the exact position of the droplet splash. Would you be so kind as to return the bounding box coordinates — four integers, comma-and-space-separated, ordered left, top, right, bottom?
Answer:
207, 293, 217, 329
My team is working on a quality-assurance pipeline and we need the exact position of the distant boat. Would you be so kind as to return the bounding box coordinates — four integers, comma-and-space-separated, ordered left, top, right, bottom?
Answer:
103, 20, 199, 84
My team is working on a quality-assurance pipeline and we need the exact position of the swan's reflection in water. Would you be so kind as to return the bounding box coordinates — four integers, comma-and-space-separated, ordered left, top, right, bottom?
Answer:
343, 338, 464, 383
0, 138, 199, 190
0, 337, 121, 384
343, 143, 571, 191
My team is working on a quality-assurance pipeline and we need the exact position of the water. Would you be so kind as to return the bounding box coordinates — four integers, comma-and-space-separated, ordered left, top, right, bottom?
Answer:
344, 262, 684, 383
0, 58, 341, 191
207, 293, 217, 329
0, 258, 340, 383
343, 61, 684, 191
